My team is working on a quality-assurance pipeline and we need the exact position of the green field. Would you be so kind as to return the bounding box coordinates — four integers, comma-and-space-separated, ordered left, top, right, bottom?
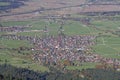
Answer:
0, 2, 10, 6
0, 37, 48, 72
92, 35, 120, 59
0, 52, 48, 72
0, 20, 100, 36
92, 20, 120, 31
66, 62, 98, 70
0, 21, 32, 26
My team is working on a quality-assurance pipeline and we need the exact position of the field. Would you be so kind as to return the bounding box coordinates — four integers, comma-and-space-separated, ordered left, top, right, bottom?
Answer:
91, 20, 120, 58
0, 2, 10, 6
66, 62, 98, 70
93, 36, 120, 58
0, 38, 48, 72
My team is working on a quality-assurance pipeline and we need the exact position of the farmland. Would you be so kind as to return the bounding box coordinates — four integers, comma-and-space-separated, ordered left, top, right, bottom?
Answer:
0, 2, 10, 6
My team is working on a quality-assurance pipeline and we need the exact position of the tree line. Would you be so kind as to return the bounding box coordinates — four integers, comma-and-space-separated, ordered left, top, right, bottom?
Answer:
0, 64, 120, 80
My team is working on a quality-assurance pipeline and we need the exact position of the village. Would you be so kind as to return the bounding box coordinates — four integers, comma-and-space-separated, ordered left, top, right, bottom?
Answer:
0, 22, 120, 71
0, 0, 120, 80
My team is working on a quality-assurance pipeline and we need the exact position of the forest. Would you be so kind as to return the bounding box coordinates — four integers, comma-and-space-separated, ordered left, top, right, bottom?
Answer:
0, 64, 120, 80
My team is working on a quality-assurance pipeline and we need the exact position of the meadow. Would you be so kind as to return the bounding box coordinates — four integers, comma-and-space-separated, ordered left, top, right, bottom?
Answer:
0, 2, 10, 6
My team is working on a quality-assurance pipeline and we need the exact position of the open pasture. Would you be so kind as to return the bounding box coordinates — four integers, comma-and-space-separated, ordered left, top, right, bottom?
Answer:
0, 38, 48, 72
92, 20, 120, 31
93, 35, 120, 59
66, 62, 98, 70
0, 2, 10, 6
0, 19, 100, 35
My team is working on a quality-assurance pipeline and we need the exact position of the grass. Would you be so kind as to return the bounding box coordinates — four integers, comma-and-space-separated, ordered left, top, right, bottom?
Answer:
92, 35, 120, 59
64, 21, 90, 35
0, 20, 100, 35
92, 45, 119, 58
0, 21, 32, 26
66, 62, 98, 70
0, 49, 49, 72
92, 20, 120, 31
0, 19, 100, 36
0, 37, 48, 72
90, 19, 120, 59
29, 20, 100, 35
0, 39, 33, 48
12, 61, 49, 72
17, 31, 43, 37
0, 2, 10, 6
